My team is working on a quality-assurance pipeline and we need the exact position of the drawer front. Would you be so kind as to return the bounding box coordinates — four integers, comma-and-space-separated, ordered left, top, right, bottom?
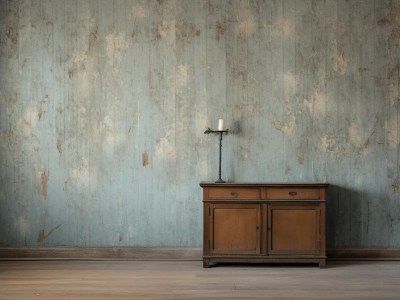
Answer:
208, 188, 260, 200
266, 188, 320, 200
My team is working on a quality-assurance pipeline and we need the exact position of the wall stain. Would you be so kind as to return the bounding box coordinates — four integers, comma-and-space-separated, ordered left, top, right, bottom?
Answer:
176, 22, 200, 40
392, 178, 400, 192
388, 63, 399, 79
216, 20, 226, 41
37, 224, 62, 243
238, 16, 256, 38
37, 108, 44, 121
154, 20, 174, 40
377, 11, 400, 46
41, 171, 49, 200
5, 27, 18, 45
56, 138, 62, 155
142, 152, 149, 167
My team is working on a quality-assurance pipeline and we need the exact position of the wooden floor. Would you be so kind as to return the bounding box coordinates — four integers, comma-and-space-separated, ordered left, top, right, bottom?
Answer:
0, 260, 399, 299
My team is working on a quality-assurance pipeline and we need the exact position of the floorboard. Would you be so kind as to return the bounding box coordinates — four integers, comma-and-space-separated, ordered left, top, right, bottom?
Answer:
0, 261, 399, 299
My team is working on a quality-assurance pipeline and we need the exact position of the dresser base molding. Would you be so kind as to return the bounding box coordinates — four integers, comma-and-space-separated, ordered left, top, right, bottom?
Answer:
203, 256, 327, 268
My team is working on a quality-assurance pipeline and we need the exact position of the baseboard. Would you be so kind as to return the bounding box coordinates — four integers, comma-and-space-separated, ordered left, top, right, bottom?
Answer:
0, 247, 203, 261
1, 247, 399, 261
327, 248, 400, 260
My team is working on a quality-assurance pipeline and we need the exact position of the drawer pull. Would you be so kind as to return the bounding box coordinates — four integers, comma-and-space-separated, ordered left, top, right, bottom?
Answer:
289, 191, 297, 196
230, 192, 238, 197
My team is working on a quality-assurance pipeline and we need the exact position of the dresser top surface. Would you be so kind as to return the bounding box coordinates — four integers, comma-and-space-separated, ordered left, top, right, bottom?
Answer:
200, 182, 329, 188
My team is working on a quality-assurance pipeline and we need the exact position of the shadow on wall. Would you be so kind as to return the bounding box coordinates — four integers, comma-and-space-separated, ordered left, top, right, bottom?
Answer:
326, 184, 366, 250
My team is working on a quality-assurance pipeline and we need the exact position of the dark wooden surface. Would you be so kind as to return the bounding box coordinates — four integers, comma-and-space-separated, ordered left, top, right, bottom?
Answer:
202, 182, 327, 267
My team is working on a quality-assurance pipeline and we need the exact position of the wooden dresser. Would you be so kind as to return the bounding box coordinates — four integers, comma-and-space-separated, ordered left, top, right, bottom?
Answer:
200, 182, 329, 268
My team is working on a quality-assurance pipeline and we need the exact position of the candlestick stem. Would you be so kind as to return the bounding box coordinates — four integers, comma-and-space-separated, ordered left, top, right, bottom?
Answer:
216, 131, 225, 183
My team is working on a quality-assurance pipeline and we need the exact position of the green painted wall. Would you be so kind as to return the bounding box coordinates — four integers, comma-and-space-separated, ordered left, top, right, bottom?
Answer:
0, 0, 399, 248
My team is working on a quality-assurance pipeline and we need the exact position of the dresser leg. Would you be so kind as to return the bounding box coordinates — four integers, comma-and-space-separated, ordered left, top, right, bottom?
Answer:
319, 259, 326, 269
203, 259, 210, 268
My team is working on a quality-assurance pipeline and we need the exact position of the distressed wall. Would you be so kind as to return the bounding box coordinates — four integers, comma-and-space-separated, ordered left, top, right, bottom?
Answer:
0, 0, 399, 248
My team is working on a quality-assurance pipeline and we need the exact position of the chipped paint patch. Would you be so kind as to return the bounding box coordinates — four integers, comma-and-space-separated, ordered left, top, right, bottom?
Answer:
175, 64, 189, 89
155, 135, 176, 159
20, 107, 37, 129
271, 18, 292, 38
283, 72, 298, 97
106, 31, 130, 65
304, 89, 327, 115
130, 5, 146, 19
41, 171, 49, 199
239, 16, 256, 38
65, 158, 90, 187
274, 114, 296, 139
142, 152, 149, 167
318, 134, 345, 154
333, 51, 347, 75
348, 121, 362, 147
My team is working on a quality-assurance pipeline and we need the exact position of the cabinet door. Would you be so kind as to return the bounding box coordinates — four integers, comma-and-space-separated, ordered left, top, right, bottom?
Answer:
209, 204, 260, 255
267, 204, 320, 255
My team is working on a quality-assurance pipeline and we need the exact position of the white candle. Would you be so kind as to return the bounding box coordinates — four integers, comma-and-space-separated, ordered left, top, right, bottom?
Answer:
218, 119, 224, 131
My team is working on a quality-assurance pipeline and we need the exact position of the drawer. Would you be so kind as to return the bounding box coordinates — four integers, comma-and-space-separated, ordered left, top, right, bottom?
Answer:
208, 188, 260, 200
266, 188, 320, 200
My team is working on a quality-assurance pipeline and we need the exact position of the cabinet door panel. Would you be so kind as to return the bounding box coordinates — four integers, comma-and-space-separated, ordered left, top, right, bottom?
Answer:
211, 204, 260, 255
268, 205, 320, 255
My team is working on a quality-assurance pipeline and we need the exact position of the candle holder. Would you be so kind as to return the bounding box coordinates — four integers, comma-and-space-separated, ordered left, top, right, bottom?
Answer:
204, 127, 229, 183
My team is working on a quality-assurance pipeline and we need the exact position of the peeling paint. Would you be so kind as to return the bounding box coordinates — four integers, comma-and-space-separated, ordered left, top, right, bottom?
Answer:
65, 158, 90, 187
283, 72, 298, 97
274, 114, 296, 139
155, 135, 176, 159
238, 16, 256, 38
130, 5, 146, 19
319, 134, 346, 154
271, 18, 292, 38
106, 31, 130, 65
333, 51, 347, 75
175, 64, 189, 89
304, 89, 327, 115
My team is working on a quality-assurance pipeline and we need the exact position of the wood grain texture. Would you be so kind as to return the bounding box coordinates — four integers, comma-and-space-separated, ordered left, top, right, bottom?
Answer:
1, 260, 400, 299
0, 0, 399, 249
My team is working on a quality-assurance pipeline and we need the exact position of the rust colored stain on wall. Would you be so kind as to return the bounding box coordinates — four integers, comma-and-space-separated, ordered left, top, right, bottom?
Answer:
142, 152, 149, 167
41, 171, 49, 200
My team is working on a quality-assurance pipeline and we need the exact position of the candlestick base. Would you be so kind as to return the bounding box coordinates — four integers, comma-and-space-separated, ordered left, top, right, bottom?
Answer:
215, 179, 226, 183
